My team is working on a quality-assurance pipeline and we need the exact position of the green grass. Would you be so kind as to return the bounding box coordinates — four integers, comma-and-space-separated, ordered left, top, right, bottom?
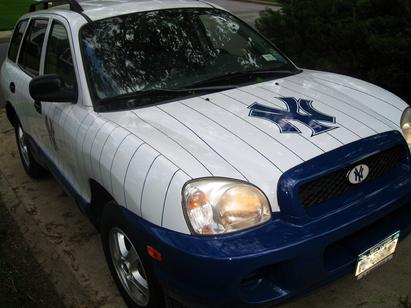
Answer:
0, 0, 34, 30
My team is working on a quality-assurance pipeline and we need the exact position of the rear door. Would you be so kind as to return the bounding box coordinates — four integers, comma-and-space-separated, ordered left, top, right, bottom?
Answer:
16, 17, 50, 142
1, 19, 29, 128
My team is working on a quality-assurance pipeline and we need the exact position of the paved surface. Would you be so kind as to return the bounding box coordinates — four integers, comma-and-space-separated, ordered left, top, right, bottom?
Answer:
0, 42, 7, 62
209, 0, 279, 25
0, 42, 8, 108
0, 30, 12, 42
0, 109, 126, 307
0, 109, 410, 307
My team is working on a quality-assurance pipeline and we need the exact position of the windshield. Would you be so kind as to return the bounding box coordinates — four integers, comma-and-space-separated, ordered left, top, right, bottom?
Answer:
80, 8, 297, 110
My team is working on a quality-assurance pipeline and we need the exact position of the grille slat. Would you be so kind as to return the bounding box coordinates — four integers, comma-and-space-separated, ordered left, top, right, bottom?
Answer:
299, 146, 407, 208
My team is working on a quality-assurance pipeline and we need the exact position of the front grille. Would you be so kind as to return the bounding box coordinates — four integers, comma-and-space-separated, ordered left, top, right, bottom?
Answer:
299, 145, 407, 208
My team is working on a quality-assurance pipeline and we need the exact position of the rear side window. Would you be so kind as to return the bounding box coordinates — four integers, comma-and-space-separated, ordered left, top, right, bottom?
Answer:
44, 21, 76, 89
18, 19, 49, 76
8, 20, 28, 62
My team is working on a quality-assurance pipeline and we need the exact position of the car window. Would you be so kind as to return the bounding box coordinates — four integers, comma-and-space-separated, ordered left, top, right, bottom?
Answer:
18, 19, 49, 76
199, 15, 245, 56
44, 21, 76, 89
80, 8, 292, 105
8, 19, 28, 62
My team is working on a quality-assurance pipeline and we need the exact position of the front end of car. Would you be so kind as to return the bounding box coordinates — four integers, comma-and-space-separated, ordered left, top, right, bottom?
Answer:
121, 128, 411, 307
75, 2, 411, 305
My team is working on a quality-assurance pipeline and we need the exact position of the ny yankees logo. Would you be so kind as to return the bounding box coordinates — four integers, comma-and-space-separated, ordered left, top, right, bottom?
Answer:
347, 164, 369, 184
354, 165, 364, 182
248, 97, 338, 136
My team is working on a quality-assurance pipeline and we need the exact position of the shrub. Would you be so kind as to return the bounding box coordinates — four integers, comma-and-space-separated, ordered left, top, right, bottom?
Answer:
256, 0, 411, 102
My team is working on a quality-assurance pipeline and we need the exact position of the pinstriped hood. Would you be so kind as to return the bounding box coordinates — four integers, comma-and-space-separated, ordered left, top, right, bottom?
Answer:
102, 69, 408, 211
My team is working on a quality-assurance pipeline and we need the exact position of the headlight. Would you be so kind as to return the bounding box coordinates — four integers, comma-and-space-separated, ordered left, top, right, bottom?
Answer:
182, 178, 272, 235
401, 107, 411, 149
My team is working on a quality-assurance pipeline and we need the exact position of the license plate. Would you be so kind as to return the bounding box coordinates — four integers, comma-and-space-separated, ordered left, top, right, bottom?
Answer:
355, 231, 400, 279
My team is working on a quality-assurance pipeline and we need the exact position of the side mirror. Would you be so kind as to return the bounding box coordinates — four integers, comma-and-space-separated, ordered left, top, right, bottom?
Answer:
29, 74, 77, 103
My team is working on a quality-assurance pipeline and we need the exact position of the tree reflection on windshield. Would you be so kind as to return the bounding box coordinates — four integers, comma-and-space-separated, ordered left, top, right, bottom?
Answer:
81, 8, 290, 104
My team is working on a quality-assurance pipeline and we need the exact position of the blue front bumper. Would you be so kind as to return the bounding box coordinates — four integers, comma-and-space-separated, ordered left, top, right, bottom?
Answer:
122, 131, 411, 307
123, 187, 411, 307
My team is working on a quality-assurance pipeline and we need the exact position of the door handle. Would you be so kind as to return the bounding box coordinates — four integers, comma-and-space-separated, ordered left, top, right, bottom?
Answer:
9, 82, 15, 93
34, 100, 42, 114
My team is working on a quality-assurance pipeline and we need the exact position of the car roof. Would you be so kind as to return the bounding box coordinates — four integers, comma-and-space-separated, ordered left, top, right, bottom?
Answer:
30, 0, 221, 22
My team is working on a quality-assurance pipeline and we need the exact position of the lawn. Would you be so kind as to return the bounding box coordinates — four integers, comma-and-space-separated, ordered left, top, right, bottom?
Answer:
0, 0, 34, 30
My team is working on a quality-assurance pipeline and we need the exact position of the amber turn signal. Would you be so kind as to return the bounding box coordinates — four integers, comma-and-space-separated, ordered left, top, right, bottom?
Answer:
147, 245, 162, 261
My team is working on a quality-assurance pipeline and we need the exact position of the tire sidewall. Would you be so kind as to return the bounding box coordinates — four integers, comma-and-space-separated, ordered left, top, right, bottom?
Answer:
101, 202, 164, 308
14, 119, 47, 179
15, 121, 31, 171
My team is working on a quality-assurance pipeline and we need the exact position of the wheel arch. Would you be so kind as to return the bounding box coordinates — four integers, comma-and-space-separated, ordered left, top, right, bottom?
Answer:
5, 101, 17, 127
88, 178, 115, 230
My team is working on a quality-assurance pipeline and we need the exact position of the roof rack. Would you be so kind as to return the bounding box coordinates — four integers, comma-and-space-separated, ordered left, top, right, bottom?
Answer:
29, 0, 83, 13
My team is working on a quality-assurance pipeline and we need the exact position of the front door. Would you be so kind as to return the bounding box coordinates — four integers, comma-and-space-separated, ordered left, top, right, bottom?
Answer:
37, 18, 80, 185
16, 17, 50, 148
39, 19, 78, 160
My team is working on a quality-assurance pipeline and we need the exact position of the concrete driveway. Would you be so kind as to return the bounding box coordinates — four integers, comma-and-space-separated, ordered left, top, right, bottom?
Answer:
0, 42, 7, 63
0, 42, 8, 108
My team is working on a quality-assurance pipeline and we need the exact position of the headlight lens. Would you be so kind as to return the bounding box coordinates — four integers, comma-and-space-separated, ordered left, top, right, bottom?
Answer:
182, 178, 272, 235
401, 107, 411, 149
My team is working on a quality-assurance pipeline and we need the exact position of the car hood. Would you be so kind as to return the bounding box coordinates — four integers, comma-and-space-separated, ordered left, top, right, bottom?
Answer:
101, 69, 407, 211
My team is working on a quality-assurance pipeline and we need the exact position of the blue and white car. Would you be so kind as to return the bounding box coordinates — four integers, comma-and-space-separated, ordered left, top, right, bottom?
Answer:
1, 0, 411, 307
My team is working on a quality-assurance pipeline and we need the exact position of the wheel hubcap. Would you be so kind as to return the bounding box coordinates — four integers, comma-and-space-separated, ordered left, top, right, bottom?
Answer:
18, 126, 30, 167
109, 228, 150, 306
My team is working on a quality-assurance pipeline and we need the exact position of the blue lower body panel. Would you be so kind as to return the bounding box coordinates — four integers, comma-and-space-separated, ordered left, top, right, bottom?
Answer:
119, 131, 411, 306
25, 126, 411, 306
122, 178, 411, 307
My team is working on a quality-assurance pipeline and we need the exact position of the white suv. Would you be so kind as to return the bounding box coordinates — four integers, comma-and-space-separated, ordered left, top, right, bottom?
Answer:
2, 1, 411, 307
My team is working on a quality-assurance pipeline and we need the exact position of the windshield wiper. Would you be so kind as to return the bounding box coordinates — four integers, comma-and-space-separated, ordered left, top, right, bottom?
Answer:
192, 68, 302, 87
137, 85, 239, 95
96, 85, 238, 110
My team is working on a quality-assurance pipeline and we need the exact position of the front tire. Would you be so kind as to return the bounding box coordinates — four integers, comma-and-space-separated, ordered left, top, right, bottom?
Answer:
101, 202, 165, 308
14, 120, 46, 179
